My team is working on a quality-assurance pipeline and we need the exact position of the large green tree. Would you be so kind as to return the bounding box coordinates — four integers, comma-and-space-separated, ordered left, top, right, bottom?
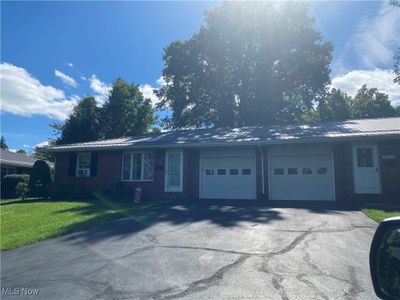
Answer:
101, 79, 154, 139
54, 97, 100, 144
317, 88, 351, 121
157, 1, 333, 128
351, 85, 397, 119
0, 136, 8, 150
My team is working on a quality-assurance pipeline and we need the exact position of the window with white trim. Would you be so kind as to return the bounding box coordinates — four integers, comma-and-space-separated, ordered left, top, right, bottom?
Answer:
77, 153, 91, 177
122, 152, 154, 181
165, 151, 183, 192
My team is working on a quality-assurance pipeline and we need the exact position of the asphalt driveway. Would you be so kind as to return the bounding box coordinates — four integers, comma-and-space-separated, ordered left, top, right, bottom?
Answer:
1, 200, 378, 300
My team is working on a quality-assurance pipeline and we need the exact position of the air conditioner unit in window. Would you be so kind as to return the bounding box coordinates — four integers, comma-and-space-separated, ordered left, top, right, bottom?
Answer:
77, 168, 90, 177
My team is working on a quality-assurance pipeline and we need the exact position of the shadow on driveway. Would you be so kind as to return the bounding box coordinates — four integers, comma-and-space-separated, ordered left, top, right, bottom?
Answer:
60, 198, 356, 246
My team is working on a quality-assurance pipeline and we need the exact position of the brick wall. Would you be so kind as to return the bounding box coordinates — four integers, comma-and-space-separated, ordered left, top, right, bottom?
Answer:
378, 139, 400, 203
54, 149, 200, 201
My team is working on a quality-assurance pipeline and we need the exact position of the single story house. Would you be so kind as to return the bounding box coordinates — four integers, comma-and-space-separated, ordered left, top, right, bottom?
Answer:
0, 149, 54, 179
47, 117, 400, 203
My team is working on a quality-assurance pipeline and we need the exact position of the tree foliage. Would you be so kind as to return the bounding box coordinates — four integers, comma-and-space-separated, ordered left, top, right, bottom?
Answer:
52, 79, 154, 144
1, 136, 8, 150
317, 88, 351, 121
394, 47, 400, 85
351, 85, 397, 119
54, 97, 100, 145
33, 145, 55, 162
101, 79, 154, 139
157, 1, 333, 128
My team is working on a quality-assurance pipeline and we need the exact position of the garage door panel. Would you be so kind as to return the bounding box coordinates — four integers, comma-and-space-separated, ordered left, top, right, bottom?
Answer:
200, 156, 256, 200
269, 153, 335, 201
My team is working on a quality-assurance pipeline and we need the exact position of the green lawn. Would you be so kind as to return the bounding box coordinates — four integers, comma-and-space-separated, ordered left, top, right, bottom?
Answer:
0, 195, 154, 251
362, 207, 400, 223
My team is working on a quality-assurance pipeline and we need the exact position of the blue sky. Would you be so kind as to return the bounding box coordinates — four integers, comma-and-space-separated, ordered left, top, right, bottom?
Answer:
1, 1, 399, 152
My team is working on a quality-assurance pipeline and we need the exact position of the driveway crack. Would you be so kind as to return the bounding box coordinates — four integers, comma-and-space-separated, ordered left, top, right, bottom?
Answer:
147, 254, 250, 299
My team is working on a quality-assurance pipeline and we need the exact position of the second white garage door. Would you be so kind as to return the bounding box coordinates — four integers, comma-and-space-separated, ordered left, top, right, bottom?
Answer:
269, 153, 335, 201
200, 155, 256, 200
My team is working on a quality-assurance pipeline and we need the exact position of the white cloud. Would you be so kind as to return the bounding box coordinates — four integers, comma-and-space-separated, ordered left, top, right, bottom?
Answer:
35, 141, 49, 148
0, 63, 77, 120
139, 76, 166, 107
89, 74, 111, 105
67, 63, 73, 68
54, 69, 77, 87
156, 76, 166, 86
349, 2, 399, 68
331, 69, 400, 106
139, 84, 160, 106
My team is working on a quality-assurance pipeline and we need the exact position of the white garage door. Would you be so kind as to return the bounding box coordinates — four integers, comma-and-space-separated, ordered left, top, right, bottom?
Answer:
200, 155, 256, 200
269, 153, 335, 201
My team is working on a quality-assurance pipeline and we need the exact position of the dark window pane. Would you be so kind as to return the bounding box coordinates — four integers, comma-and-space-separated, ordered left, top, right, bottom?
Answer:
217, 169, 226, 175
317, 167, 327, 175
132, 153, 142, 180
288, 168, 298, 175
242, 169, 251, 175
143, 153, 154, 180
168, 174, 180, 187
274, 168, 284, 175
229, 169, 239, 175
205, 169, 214, 175
302, 168, 312, 175
122, 153, 131, 180
357, 148, 373, 167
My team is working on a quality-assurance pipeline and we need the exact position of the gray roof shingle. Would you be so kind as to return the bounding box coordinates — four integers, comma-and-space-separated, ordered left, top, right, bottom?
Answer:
46, 117, 400, 152
0, 149, 54, 168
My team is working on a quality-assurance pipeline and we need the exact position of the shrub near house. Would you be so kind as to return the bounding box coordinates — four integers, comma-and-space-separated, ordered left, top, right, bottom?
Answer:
1, 174, 29, 199
29, 160, 52, 198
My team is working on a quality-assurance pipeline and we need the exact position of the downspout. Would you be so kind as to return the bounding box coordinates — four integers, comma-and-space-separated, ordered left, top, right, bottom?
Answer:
258, 142, 265, 195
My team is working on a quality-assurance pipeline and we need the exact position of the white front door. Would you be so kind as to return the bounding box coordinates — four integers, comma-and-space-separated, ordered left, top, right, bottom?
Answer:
269, 153, 335, 201
200, 155, 256, 200
353, 144, 381, 194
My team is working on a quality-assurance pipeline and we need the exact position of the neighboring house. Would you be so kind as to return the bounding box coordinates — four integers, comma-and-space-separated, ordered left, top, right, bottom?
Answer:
0, 149, 54, 178
46, 117, 400, 203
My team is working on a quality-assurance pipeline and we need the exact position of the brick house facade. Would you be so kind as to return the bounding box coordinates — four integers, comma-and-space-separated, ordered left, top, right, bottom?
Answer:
53, 132, 400, 203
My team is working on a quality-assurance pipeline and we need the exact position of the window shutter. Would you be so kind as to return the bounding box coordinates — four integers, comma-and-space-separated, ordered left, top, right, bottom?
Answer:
68, 153, 77, 176
90, 152, 98, 177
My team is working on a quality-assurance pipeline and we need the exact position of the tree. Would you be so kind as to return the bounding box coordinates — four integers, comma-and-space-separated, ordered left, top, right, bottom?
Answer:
394, 48, 400, 85
54, 97, 100, 144
33, 144, 55, 162
390, 1, 399, 84
1, 136, 8, 150
29, 160, 52, 198
318, 88, 351, 121
16, 149, 27, 154
157, 1, 333, 128
351, 85, 396, 119
101, 79, 154, 139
